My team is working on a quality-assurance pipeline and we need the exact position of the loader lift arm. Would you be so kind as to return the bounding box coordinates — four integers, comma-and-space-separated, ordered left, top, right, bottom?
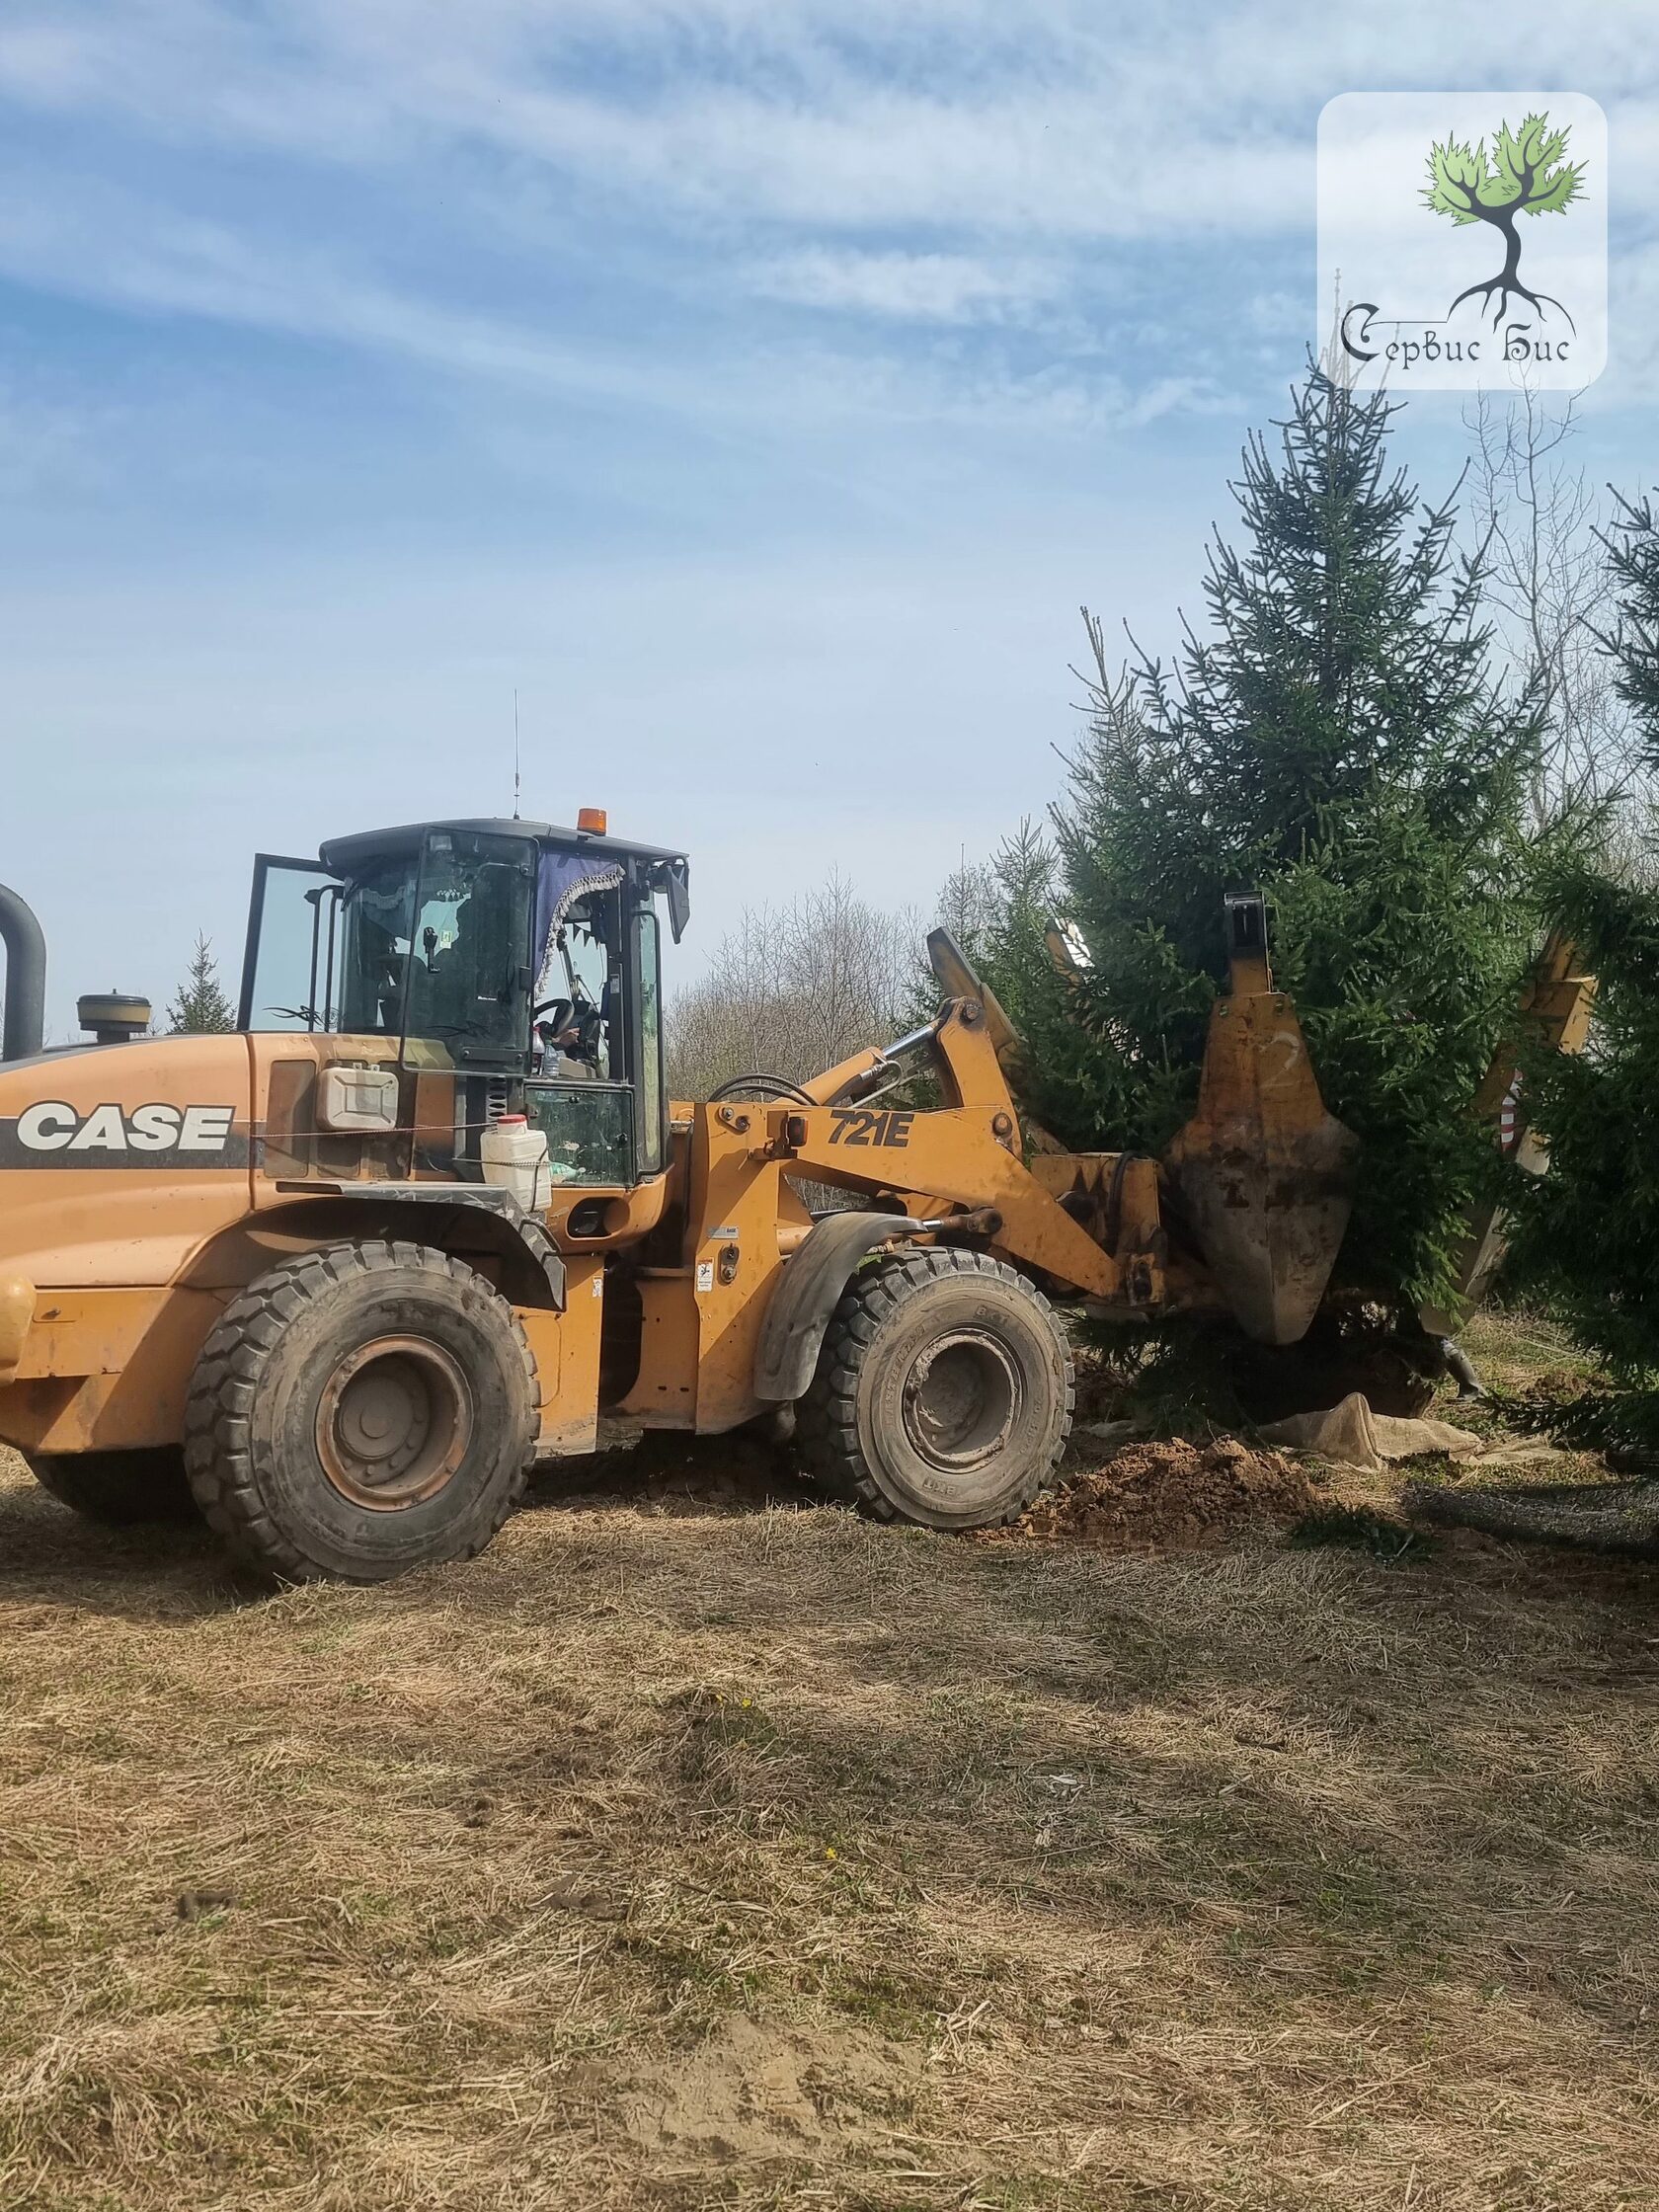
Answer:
752, 900, 1359, 1429
1420, 930, 1599, 1334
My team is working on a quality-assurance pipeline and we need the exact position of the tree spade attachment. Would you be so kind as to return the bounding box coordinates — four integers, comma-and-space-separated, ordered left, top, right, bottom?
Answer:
1163, 897, 1360, 1346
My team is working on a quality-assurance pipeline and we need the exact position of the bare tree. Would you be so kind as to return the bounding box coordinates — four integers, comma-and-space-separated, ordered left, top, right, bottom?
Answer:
1463, 386, 1646, 835
667, 873, 921, 1101
932, 853, 1003, 960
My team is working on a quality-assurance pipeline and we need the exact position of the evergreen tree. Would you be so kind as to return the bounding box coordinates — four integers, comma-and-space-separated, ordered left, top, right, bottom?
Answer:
167, 934, 237, 1035
1503, 495, 1659, 1429
985, 363, 1560, 1319
1595, 489, 1659, 774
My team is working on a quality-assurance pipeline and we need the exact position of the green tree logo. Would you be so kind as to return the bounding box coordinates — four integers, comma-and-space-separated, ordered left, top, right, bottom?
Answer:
1424, 112, 1584, 328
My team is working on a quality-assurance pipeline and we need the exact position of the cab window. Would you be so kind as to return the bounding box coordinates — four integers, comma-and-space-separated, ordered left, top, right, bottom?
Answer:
239, 856, 341, 1031
534, 887, 621, 1079
635, 905, 665, 1174
337, 856, 415, 1035
329, 830, 534, 1066
404, 838, 534, 1061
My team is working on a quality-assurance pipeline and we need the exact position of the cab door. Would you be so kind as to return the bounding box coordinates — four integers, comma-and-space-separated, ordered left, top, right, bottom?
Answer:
522, 868, 667, 1194
238, 855, 343, 1033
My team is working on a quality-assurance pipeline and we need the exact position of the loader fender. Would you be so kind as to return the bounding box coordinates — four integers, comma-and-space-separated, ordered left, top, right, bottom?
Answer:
246, 1186, 567, 1310
754, 1211, 925, 1403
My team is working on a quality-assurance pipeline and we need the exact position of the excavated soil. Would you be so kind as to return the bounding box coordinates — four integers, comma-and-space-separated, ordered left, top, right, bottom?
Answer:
1005, 1436, 1315, 1551
619, 2014, 919, 2165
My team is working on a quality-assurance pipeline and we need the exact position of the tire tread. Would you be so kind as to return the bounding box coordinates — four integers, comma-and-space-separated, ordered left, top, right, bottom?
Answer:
183, 1240, 537, 1580
796, 1247, 1075, 1527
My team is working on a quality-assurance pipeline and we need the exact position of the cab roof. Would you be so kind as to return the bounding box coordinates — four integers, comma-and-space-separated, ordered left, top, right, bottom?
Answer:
318, 818, 690, 876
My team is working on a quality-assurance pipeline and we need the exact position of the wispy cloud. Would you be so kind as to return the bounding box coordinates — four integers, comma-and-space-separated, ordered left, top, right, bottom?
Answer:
18, 3, 1658, 247
0, 2, 1655, 449
3, 0, 1656, 1030
0, 179, 1189, 450
742, 249, 1064, 324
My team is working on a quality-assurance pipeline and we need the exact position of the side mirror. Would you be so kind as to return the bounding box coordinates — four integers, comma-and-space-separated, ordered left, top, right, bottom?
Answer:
658, 858, 691, 944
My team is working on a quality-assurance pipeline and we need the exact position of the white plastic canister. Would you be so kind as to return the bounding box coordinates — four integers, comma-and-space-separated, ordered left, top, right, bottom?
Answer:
479, 1113, 553, 1214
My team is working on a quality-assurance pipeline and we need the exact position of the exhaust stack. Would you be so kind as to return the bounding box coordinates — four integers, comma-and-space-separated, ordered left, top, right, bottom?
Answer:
0, 882, 46, 1062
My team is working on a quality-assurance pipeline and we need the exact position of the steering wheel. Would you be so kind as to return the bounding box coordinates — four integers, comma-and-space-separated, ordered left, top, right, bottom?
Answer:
532, 996, 574, 1034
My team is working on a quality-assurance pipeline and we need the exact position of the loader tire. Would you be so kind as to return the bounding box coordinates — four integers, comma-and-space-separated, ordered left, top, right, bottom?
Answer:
28, 1447, 198, 1528
184, 1241, 538, 1583
797, 1249, 1074, 1530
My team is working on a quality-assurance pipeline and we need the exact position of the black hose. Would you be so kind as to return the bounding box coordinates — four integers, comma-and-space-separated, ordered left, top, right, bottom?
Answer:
1103, 1149, 1136, 1256
706, 1072, 819, 1105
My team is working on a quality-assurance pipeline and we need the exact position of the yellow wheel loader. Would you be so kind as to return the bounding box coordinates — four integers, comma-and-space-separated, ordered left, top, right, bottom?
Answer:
0, 817, 1357, 1579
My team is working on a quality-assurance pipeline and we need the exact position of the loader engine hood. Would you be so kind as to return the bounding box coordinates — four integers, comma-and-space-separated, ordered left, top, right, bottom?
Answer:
0, 1034, 251, 1172
0, 1033, 253, 1289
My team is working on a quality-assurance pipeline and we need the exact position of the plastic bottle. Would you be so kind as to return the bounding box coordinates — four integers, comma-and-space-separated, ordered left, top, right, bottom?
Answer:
479, 1112, 552, 1214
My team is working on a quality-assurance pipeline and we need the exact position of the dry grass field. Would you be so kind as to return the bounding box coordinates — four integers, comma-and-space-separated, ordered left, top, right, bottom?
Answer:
2, 1312, 1657, 2210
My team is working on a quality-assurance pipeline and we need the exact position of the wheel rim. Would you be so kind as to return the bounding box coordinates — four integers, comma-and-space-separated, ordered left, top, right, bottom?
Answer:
900, 1329, 1022, 1472
314, 1336, 474, 1511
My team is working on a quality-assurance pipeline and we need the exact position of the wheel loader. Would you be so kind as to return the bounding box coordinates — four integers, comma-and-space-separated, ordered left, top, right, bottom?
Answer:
0, 815, 1358, 1579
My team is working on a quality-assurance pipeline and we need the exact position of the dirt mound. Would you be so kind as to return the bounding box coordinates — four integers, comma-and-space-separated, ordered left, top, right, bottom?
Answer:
1009, 1436, 1314, 1551
620, 2014, 917, 2165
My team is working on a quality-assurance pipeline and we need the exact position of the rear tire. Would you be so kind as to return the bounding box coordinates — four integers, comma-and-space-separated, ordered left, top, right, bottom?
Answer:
28, 1448, 198, 1527
184, 1240, 538, 1582
797, 1249, 1074, 1530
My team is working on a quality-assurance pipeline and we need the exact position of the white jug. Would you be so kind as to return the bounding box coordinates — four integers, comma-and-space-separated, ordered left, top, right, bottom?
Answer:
479, 1113, 552, 1214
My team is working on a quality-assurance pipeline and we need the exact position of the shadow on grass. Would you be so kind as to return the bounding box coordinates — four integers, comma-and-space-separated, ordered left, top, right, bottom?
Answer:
1406, 1473, 1659, 1558
523, 1427, 824, 1520
1289, 1502, 1440, 1564
0, 1476, 261, 1620
557, 1510, 1659, 2035
0, 1428, 820, 1620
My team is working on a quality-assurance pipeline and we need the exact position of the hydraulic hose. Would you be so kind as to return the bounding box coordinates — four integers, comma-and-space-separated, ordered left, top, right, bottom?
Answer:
706, 1072, 820, 1105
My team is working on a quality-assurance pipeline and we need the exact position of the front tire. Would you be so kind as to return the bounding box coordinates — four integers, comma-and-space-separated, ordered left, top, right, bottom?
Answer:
28, 1447, 198, 1527
184, 1241, 538, 1582
797, 1249, 1074, 1530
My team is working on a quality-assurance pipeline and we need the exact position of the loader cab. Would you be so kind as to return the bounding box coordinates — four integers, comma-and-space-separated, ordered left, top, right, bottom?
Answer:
239, 816, 689, 1188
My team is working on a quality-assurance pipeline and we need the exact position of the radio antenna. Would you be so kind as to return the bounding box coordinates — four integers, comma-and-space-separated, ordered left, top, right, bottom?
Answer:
513, 689, 521, 819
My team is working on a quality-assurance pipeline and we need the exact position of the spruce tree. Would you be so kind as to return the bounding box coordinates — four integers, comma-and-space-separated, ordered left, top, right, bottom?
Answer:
1503, 495, 1659, 1425
167, 934, 237, 1035
986, 363, 1556, 1320
1595, 490, 1659, 777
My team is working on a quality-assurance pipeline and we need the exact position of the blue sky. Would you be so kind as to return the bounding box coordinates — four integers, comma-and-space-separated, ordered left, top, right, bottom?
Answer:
1, 1, 1655, 1035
